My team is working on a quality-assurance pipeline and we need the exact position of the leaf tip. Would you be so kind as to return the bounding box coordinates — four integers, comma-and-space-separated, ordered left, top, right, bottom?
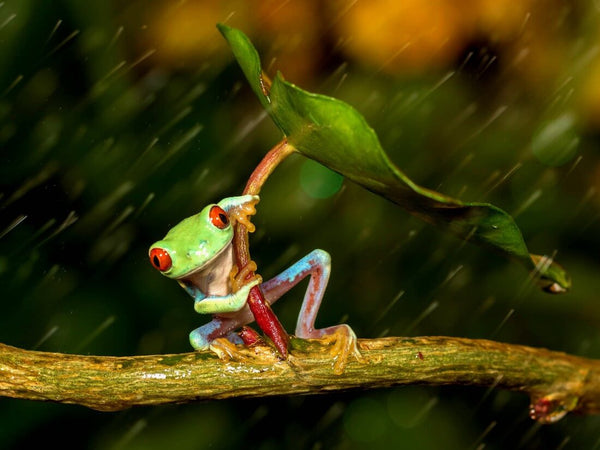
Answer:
216, 23, 248, 47
216, 22, 230, 35
530, 254, 571, 294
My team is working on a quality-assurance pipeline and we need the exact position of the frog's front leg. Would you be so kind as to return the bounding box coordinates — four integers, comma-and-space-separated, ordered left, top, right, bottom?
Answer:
181, 279, 259, 350
260, 249, 360, 372
193, 278, 260, 315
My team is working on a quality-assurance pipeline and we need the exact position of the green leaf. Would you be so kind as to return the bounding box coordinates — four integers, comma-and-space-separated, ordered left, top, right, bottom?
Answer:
217, 24, 571, 293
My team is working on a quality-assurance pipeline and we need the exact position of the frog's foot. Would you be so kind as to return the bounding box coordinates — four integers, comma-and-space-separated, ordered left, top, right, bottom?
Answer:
209, 335, 281, 364
229, 260, 262, 293
317, 325, 362, 375
209, 337, 249, 361
229, 198, 259, 232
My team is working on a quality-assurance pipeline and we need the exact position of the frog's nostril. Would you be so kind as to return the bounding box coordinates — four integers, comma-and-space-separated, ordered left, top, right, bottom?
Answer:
149, 247, 172, 271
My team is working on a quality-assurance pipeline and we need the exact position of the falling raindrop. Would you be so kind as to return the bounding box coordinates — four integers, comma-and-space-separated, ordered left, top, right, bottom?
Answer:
491, 308, 514, 337
43, 29, 80, 59
74, 315, 115, 352
469, 420, 496, 448
0, 12, 15, 30
404, 300, 439, 334
0, 214, 27, 239
531, 112, 580, 167
32, 325, 59, 350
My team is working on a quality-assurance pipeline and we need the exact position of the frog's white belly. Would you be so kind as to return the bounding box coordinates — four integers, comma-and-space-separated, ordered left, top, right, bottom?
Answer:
185, 244, 234, 297
182, 244, 256, 321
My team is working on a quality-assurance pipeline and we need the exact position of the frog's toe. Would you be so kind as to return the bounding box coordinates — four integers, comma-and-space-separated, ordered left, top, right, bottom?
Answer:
319, 325, 363, 375
209, 336, 281, 364
209, 337, 244, 361
229, 260, 261, 293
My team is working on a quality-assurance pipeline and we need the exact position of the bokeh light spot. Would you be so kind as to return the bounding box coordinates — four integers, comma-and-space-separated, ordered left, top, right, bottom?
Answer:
299, 159, 343, 199
343, 397, 388, 443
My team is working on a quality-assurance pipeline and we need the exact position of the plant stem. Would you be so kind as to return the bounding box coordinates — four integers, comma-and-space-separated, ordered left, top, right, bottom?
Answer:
233, 139, 295, 357
0, 338, 597, 423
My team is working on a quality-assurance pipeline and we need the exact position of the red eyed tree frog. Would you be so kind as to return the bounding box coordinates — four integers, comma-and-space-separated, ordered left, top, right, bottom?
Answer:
149, 195, 357, 362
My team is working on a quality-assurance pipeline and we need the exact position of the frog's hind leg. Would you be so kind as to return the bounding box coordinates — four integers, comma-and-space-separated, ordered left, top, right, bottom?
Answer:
189, 316, 244, 351
260, 249, 337, 336
259, 249, 360, 373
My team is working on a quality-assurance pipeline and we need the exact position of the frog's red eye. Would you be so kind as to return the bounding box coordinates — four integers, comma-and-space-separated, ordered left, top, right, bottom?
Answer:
149, 247, 172, 272
209, 205, 229, 229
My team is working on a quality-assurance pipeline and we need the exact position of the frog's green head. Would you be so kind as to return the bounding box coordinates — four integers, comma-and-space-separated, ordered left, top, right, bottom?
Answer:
148, 195, 258, 279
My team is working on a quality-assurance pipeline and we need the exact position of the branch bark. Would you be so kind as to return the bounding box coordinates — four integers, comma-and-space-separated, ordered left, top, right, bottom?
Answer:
0, 337, 598, 423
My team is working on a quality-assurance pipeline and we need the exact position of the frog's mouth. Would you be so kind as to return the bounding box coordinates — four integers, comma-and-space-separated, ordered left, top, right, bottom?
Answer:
173, 240, 233, 281
175, 260, 210, 281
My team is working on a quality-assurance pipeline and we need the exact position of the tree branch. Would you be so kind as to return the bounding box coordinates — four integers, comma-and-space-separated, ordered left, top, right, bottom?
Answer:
0, 337, 598, 423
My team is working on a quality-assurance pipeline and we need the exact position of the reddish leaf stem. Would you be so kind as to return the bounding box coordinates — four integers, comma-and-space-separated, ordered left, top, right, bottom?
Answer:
234, 139, 295, 357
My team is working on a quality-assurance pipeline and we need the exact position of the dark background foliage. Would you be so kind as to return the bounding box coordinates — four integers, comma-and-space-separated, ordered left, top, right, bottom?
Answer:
1, 1, 599, 448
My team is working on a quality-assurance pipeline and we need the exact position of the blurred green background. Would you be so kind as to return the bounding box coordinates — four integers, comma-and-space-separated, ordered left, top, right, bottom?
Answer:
1, 0, 600, 448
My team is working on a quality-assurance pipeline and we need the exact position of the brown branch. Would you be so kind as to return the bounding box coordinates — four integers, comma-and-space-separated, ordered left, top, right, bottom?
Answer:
0, 337, 598, 423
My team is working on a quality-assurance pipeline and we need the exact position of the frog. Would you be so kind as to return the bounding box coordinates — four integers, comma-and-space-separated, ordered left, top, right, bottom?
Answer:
148, 195, 357, 364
